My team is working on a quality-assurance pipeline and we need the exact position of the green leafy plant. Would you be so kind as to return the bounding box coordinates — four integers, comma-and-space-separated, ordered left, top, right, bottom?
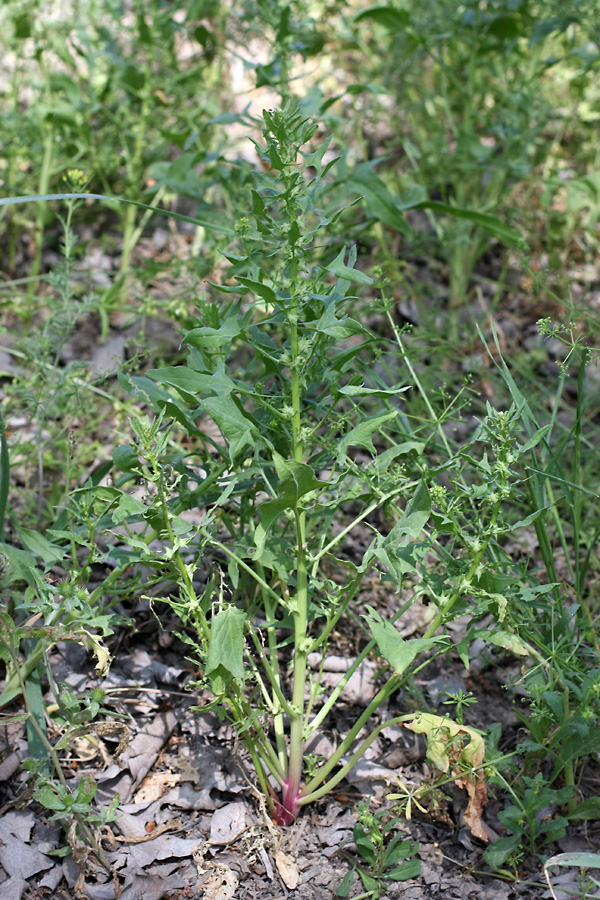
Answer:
0, 567, 115, 710
0, 587, 124, 876
1, 2, 599, 887
0, 183, 113, 529
81, 105, 566, 828
352, 0, 550, 308
336, 801, 420, 900
484, 773, 574, 872
107, 105, 443, 824
0, 0, 223, 300
477, 322, 600, 813
232, 0, 326, 103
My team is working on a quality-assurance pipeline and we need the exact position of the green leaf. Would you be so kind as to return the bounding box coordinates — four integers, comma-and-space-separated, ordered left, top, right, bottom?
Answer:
346, 167, 522, 245
0, 193, 235, 235
324, 246, 373, 284
183, 317, 241, 349
354, 825, 376, 863
113, 446, 140, 473
111, 494, 147, 525
368, 618, 447, 674
415, 201, 522, 245
354, 6, 410, 32
235, 277, 277, 304
0, 543, 39, 586
148, 366, 234, 397
552, 726, 600, 776
545, 852, 600, 869
387, 481, 431, 540
475, 630, 529, 656
273, 453, 321, 502
255, 454, 321, 558
542, 690, 565, 722
357, 869, 379, 893
255, 496, 290, 559
529, 16, 576, 46
347, 165, 412, 234
202, 394, 257, 461
205, 607, 246, 681
568, 798, 600, 822
118, 373, 200, 433
315, 303, 369, 339
384, 836, 416, 866
17, 528, 64, 565
484, 834, 523, 868
335, 868, 356, 897
506, 508, 548, 532
516, 425, 552, 454
336, 411, 397, 463
487, 14, 521, 40
373, 442, 424, 473
371, 484, 430, 581
339, 384, 410, 399
387, 858, 421, 881
13, 13, 32, 39
34, 786, 67, 812
375, 541, 422, 578
25, 662, 48, 772
303, 136, 336, 176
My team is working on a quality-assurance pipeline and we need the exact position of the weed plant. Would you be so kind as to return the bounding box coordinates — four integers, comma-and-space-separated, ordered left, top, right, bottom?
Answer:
0, 185, 112, 529
61, 105, 582, 829
0, 0, 599, 881
351, 0, 600, 309
0, 0, 224, 295
336, 801, 420, 899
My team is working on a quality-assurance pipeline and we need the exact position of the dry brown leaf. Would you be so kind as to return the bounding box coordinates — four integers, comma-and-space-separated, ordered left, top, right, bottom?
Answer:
457, 771, 489, 842
275, 850, 299, 890
403, 712, 489, 841
201, 862, 238, 900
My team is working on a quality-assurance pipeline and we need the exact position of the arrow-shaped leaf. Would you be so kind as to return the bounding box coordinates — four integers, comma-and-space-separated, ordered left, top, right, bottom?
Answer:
205, 606, 246, 681
336, 411, 397, 463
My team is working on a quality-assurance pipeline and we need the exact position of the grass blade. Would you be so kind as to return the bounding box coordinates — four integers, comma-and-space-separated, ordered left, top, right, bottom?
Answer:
0, 407, 8, 542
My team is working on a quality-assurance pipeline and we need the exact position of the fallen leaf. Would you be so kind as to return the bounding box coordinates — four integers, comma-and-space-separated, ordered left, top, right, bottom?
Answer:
275, 850, 299, 890
458, 771, 489, 842
201, 862, 238, 900
0, 821, 54, 880
209, 802, 252, 845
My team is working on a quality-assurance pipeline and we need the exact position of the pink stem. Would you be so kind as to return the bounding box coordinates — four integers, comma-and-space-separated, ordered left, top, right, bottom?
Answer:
273, 777, 303, 826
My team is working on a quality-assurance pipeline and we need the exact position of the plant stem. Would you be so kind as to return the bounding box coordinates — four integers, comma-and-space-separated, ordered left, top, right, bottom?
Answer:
0, 406, 9, 542
257, 580, 288, 769
28, 122, 54, 299
563, 688, 577, 817
283, 274, 311, 823
300, 711, 415, 805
